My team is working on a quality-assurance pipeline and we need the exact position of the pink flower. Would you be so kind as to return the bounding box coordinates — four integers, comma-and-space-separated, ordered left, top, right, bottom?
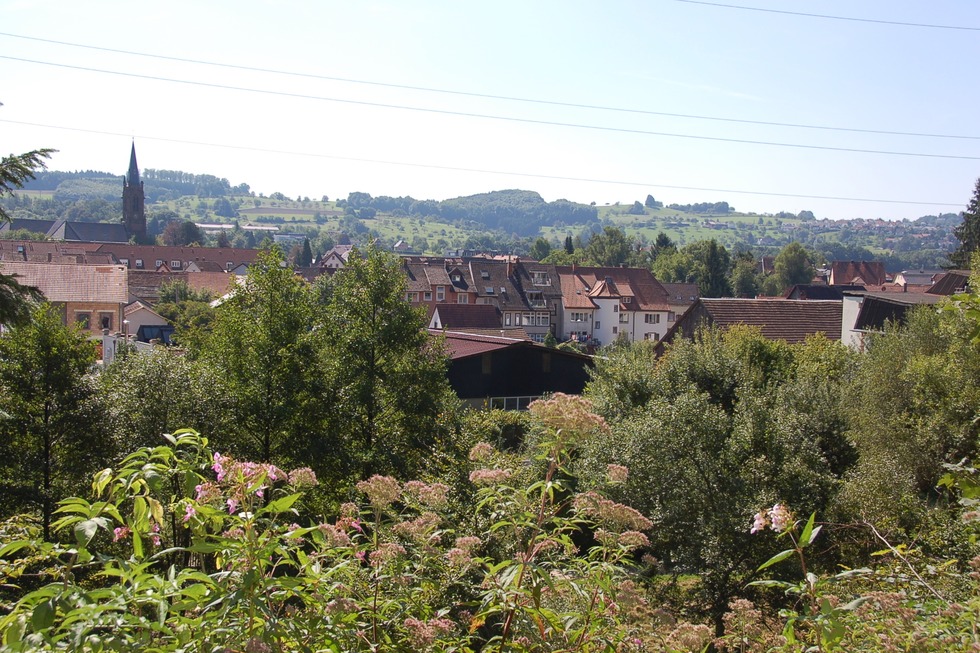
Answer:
288, 467, 318, 488
768, 504, 793, 533
750, 511, 768, 534
213, 452, 230, 482
607, 464, 629, 484
183, 503, 197, 523
227, 498, 239, 514
113, 526, 131, 542
468, 442, 495, 462
149, 522, 162, 547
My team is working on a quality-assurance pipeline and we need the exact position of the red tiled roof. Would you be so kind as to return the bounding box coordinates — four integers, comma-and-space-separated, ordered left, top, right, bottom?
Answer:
830, 261, 886, 286
431, 304, 502, 329
0, 261, 128, 304
430, 329, 530, 359
670, 298, 843, 343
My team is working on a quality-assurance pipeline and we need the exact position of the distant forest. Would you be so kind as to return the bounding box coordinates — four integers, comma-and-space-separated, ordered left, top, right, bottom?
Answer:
23, 170, 251, 203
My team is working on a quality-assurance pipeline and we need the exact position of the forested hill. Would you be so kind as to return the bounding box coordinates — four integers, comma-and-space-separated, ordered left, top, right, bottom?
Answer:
342, 189, 597, 236
23, 170, 251, 203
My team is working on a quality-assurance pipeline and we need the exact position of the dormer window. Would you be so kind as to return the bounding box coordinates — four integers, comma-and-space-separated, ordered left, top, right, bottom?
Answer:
531, 271, 550, 286
622, 297, 632, 304
135, 259, 144, 269
451, 273, 462, 282
481, 270, 490, 279
486, 287, 495, 294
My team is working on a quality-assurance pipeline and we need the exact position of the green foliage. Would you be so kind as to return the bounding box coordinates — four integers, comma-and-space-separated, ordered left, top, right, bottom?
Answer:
0, 304, 107, 539
585, 225, 635, 267
316, 242, 453, 484
773, 241, 816, 291
1, 149, 54, 223
951, 177, 980, 268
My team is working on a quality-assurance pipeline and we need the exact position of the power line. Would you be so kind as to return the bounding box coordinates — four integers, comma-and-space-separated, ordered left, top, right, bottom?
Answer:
2, 119, 963, 208
1, 30, 978, 142
672, 0, 980, 31
4, 55, 980, 163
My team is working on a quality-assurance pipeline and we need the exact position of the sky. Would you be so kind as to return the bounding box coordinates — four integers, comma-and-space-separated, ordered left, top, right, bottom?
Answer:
3, 0, 980, 221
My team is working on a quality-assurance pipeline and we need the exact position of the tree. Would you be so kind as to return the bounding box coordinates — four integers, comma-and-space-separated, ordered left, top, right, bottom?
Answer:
951, 177, 980, 268
645, 194, 662, 209
685, 239, 732, 297
0, 148, 52, 325
627, 201, 645, 215
774, 241, 815, 291
529, 237, 552, 261
161, 219, 205, 247
564, 234, 574, 255
0, 304, 107, 539
585, 226, 633, 267
316, 242, 453, 483
196, 249, 322, 465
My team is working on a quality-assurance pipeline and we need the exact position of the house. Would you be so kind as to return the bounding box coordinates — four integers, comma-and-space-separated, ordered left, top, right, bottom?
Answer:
661, 298, 843, 347
829, 261, 887, 286
556, 266, 672, 345
842, 290, 943, 349
0, 261, 128, 335
94, 244, 261, 272
436, 329, 593, 409
47, 219, 131, 243
0, 240, 109, 264
316, 245, 353, 271
784, 284, 865, 301
660, 282, 700, 322
428, 304, 502, 330
927, 270, 971, 296
127, 270, 237, 304
123, 300, 174, 343
893, 270, 944, 288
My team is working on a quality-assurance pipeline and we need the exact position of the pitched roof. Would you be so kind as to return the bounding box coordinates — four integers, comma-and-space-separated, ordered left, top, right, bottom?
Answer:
127, 270, 237, 303
661, 282, 700, 305
431, 329, 529, 359
853, 292, 943, 332
95, 244, 261, 268
784, 284, 864, 300
0, 218, 57, 235
830, 261, 886, 286
927, 270, 971, 295
556, 266, 671, 311
430, 304, 502, 329
664, 298, 843, 344
0, 261, 128, 304
48, 221, 131, 243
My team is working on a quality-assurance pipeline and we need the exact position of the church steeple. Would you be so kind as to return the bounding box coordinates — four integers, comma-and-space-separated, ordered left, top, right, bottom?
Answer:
127, 141, 141, 186
122, 141, 147, 242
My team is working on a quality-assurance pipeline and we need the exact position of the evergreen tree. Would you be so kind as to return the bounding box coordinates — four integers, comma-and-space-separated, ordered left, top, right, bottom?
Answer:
951, 177, 980, 268
564, 234, 574, 254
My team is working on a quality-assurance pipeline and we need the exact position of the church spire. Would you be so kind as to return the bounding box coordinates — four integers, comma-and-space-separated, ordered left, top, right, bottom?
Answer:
127, 141, 140, 186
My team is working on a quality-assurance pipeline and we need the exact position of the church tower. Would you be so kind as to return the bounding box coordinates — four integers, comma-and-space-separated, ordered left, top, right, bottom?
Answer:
122, 142, 147, 242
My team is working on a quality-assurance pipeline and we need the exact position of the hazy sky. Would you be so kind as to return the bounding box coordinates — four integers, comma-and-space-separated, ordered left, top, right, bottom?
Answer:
3, 1, 979, 221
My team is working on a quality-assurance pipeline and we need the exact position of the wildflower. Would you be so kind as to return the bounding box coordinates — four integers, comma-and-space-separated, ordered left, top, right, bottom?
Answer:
607, 464, 629, 484
369, 542, 406, 567
183, 503, 197, 523
468, 442, 495, 462
446, 547, 471, 567
454, 535, 482, 553
768, 504, 792, 533
318, 523, 351, 548
340, 502, 359, 518
227, 498, 239, 514
573, 491, 653, 532
750, 511, 768, 534
468, 468, 513, 486
212, 452, 230, 482
618, 530, 650, 549
528, 393, 611, 439
194, 482, 221, 505
288, 466, 318, 488
113, 526, 131, 542
393, 512, 441, 542
356, 475, 401, 510
403, 480, 449, 508
223, 527, 245, 539
149, 522, 162, 547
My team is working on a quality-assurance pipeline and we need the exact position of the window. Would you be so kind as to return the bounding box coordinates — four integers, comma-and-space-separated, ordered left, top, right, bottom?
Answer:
226, 262, 234, 271
485, 286, 495, 294
530, 333, 546, 343
406, 292, 418, 302
451, 273, 462, 283
99, 313, 113, 330
570, 312, 587, 322
155, 259, 163, 268
504, 313, 512, 326
531, 271, 550, 286
667, 311, 676, 322
595, 321, 600, 330
481, 270, 490, 279
514, 314, 522, 326
424, 291, 432, 301
75, 313, 91, 329
644, 313, 661, 324
622, 296, 632, 304
527, 291, 546, 308
612, 326, 618, 334
457, 294, 469, 304
523, 313, 533, 326
135, 259, 144, 269
436, 286, 445, 301
619, 313, 629, 323
613, 305, 619, 312
170, 260, 182, 269
120, 258, 129, 267
536, 313, 550, 326
644, 332, 661, 341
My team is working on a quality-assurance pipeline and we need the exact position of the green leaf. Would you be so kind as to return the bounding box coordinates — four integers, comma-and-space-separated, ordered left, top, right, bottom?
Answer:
73, 518, 107, 547
757, 548, 795, 571
30, 600, 54, 632
799, 512, 817, 548
261, 492, 302, 515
